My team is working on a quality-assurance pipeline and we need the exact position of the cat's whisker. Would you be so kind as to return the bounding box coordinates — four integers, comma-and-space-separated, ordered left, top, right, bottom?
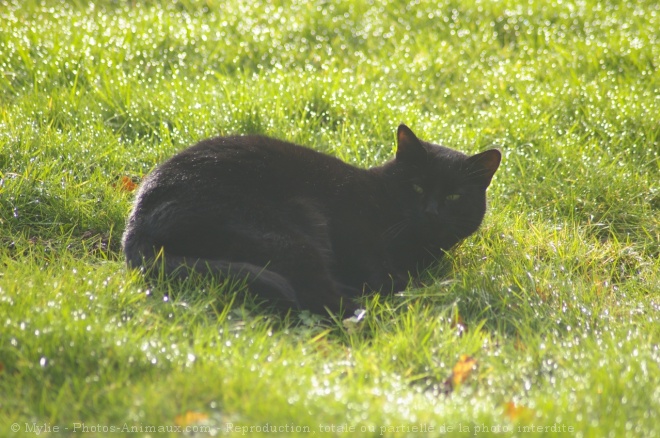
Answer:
382, 219, 411, 242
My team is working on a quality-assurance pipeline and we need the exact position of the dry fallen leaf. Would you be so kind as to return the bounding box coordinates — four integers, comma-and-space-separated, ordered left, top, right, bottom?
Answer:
174, 411, 209, 427
115, 175, 139, 192
437, 354, 478, 395
451, 354, 477, 387
504, 401, 534, 421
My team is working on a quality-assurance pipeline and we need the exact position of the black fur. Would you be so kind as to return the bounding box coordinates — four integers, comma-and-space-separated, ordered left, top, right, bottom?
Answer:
122, 124, 501, 314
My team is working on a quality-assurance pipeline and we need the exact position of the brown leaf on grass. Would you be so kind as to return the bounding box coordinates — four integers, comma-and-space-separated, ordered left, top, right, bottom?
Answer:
451, 354, 477, 386
504, 401, 534, 422
174, 411, 209, 427
115, 175, 139, 192
437, 354, 478, 395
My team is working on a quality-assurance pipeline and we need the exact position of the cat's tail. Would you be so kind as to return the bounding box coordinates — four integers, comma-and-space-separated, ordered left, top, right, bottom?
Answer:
122, 232, 301, 310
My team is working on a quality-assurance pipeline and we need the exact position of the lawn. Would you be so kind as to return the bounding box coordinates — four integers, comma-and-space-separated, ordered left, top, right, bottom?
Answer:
1, 0, 659, 436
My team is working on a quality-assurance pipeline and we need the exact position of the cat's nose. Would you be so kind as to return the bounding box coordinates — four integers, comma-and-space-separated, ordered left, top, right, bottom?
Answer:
424, 200, 438, 216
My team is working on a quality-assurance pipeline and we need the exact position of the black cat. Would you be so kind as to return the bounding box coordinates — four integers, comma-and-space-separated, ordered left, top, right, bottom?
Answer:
122, 124, 500, 314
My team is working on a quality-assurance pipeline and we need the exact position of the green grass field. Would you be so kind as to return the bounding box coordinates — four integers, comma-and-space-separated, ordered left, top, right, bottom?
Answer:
1, 0, 658, 436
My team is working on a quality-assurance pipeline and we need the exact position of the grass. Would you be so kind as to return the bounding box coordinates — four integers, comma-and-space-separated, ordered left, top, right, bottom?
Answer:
1, 0, 658, 436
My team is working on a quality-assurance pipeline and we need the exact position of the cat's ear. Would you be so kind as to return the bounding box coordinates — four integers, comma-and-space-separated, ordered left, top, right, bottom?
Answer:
466, 149, 501, 188
396, 124, 427, 162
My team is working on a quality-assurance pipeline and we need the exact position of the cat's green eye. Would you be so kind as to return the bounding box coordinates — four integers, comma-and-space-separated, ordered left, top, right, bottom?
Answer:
446, 194, 461, 201
412, 184, 424, 194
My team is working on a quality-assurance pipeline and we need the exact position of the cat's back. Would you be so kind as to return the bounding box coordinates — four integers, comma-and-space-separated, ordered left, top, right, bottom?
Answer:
159, 135, 347, 181
168, 135, 340, 169
135, 134, 362, 209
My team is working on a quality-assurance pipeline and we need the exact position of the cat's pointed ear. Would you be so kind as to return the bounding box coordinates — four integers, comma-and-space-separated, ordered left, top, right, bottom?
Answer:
466, 149, 501, 188
396, 124, 427, 162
